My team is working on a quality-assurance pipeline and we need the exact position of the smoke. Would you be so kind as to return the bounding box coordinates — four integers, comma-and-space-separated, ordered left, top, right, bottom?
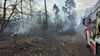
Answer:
62, 10, 77, 32
13, 14, 36, 34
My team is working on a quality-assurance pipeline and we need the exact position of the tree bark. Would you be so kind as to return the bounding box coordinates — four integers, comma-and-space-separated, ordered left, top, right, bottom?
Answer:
0, 0, 7, 33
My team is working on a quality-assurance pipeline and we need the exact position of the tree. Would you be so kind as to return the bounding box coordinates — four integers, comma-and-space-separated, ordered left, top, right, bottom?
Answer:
53, 4, 60, 17
60, 0, 76, 32
53, 4, 60, 22
62, 6, 67, 23
0, 0, 8, 33
53, 4, 60, 31
41, 0, 48, 31
0, 0, 21, 33
37, 11, 42, 24
64, 0, 76, 19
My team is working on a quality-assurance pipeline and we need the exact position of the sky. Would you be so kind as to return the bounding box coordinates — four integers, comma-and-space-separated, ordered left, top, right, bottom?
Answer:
0, 0, 97, 18
36, 0, 97, 13
36, 0, 98, 25
0, 0, 98, 25
75, 0, 98, 25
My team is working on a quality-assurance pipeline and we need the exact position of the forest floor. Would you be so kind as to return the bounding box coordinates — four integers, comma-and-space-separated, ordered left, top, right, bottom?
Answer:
0, 32, 92, 56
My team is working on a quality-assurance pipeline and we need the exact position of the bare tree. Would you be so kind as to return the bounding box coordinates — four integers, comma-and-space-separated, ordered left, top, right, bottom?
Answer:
0, 0, 7, 33
43, 0, 48, 30
0, 0, 19, 33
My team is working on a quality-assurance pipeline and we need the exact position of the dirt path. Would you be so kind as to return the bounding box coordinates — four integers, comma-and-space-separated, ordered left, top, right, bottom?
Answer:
48, 33, 91, 56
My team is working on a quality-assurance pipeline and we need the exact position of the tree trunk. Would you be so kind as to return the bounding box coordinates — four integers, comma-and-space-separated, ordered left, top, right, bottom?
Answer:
0, 0, 7, 33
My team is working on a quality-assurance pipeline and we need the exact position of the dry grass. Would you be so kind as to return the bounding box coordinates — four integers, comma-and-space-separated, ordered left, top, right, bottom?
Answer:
15, 37, 47, 45
0, 37, 48, 56
0, 33, 90, 56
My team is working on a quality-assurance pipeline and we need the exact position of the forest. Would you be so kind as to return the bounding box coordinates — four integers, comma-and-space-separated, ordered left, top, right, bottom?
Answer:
0, 0, 76, 37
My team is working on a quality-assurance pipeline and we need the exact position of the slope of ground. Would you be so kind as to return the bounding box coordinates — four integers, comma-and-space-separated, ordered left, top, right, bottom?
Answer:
0, 33, 91, 56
